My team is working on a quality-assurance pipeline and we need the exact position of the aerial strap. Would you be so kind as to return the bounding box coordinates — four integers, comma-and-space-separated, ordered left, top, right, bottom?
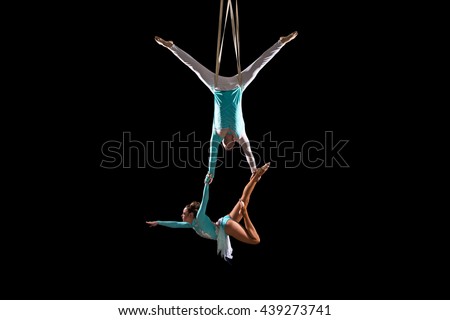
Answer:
215, 0, 242, 88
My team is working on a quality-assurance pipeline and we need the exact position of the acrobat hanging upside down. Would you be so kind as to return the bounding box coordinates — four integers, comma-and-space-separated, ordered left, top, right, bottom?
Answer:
155, 31, 297, 183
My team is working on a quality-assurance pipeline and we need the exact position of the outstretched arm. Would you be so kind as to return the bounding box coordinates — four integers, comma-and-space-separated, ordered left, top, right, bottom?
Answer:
206, 131, 223, 183
196, 181, 210, 220
240, 31, 298, 91
155, 36, 215, 91
146, 220, 192, 228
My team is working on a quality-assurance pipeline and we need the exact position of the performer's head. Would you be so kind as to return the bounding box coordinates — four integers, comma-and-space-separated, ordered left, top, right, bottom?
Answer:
181, 201, 199, 223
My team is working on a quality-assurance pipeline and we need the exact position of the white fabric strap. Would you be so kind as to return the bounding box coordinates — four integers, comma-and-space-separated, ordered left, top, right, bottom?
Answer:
215, 0, 242, 88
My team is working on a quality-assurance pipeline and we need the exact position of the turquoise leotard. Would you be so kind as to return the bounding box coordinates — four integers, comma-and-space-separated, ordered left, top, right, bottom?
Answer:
167, 40, 285, 179
213, 86, 244, 137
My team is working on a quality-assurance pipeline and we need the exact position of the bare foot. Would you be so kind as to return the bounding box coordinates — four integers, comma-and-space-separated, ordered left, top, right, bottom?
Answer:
280, 31, 298, 44
251, 162, 270, 181
155, 36, 174, 48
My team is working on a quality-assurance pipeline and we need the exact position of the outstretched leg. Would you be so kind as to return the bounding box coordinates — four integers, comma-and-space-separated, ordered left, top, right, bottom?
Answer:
224, 163, 270, 244
240, 31, 298, 90
225, 201, 260, 244
155, 36, 215, 90
240, 162, 270, 207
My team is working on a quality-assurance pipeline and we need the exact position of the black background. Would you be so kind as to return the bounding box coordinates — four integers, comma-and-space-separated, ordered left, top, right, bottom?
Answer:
5, 1, 448, 300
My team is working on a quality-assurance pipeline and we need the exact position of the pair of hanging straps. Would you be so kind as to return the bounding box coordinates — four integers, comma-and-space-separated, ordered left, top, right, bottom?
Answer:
215, 0, 242, 88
